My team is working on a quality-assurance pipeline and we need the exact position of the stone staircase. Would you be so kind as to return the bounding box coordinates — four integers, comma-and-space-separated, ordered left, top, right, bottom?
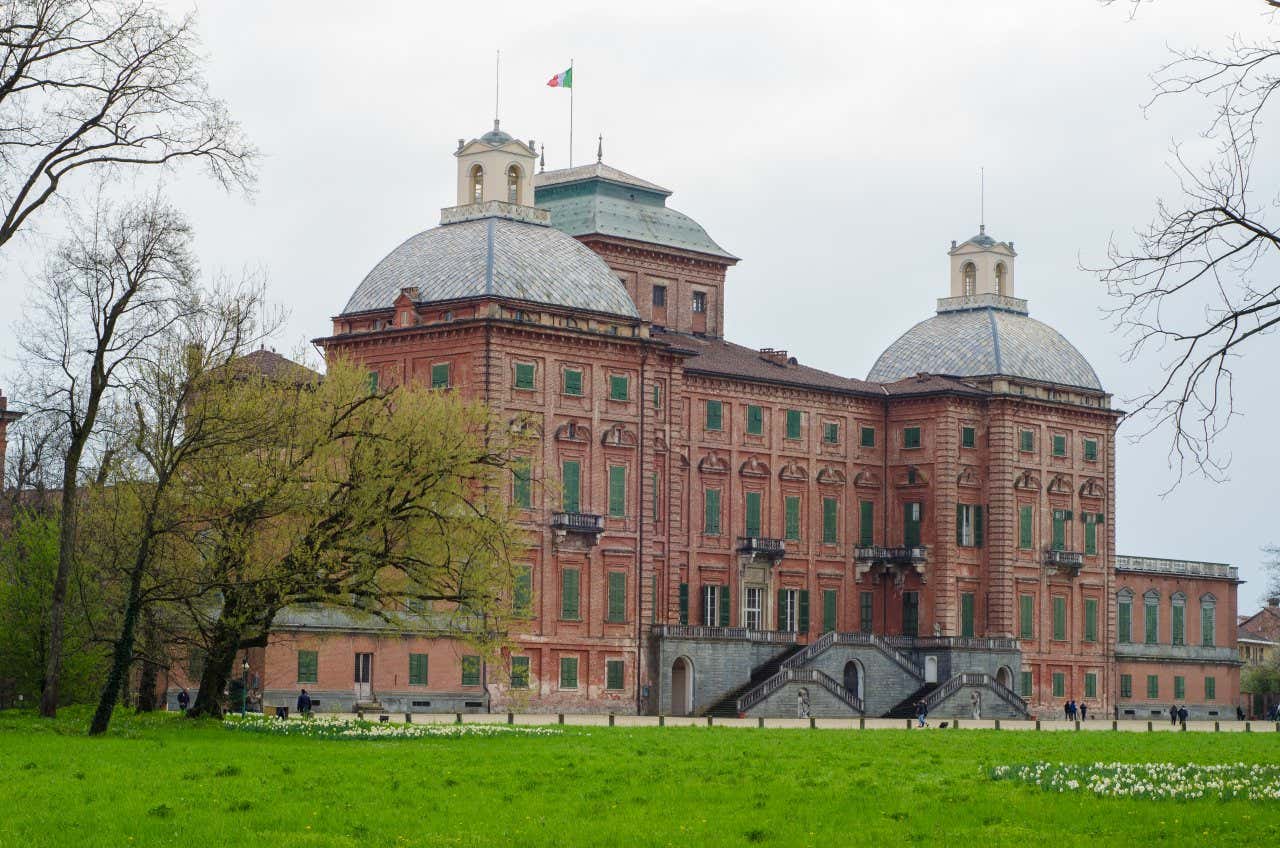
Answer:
884, 683, 941, 718
701, 645, 805, 717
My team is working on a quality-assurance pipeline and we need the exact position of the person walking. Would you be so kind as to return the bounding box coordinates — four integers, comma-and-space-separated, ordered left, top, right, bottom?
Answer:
296, 688, 312, 718
1169, 704, 1178, 725
1064, 701, 1071, 721
1080, 702, 1088, 721
915, 700, 928, 728
1178, 705, 1188, 729
176, 688, 189, 713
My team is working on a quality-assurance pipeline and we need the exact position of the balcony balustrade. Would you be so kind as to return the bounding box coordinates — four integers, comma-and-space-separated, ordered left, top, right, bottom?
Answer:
1044, 548, 1084, 574
550, 512, 604, 548
854, 545, 928, 565
737, 536, 786, 561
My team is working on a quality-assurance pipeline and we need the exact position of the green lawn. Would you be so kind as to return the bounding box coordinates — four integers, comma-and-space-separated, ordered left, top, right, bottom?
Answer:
1, 709, 1277, 847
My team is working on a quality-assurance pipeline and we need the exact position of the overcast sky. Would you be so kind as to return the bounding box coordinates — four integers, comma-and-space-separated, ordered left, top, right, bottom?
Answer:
2, 0, 1277, 610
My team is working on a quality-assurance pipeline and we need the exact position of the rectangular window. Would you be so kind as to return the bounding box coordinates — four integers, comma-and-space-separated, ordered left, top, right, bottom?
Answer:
609, 375, 629, 401
956, 503, 983, 547
561, 460, 580, 513
1117, 599, 1132, 644
1174, 675, 1185, 700
652, 384, 661, 410
514, 362, 535, 390
652, 284, 666, 307
1019, 429, 1034, 452
860, 591, 873, 634
703, 488, 721, 535
1052, 596, 1066, 641
746, 404, 763, 435
777, 588, 809, 633
1019, 594, 1034, 640
785, 409, 802, 440
860, 426, 875, 448
1084, 598, 1097, 643
1084, 516, 1098, 556
822, 497, 838, 544
823, 422, 839, 444
960, 592, 975, 638
1052, 434, 1066, 457
784, 496, 801, 541
512, 458, 532, 509
606, 572, 626, 623
461, 655, 481, 687
700, 584, 730, 627
1084, 438, 1098, 462
692, 291, 706, 313
366, 371, 379, 394
822, 589, 838, 633
678, 582, 689, 625
562, 368, 583, 396
431, 362, 450, 389
859, 500, 874, 546
1051, 509, 1072, 551
705, 399, 723, 431
745, 491, 762, 537
1120, 674, 1132, 698
1144, 599, 1158, 645
297, 650, 318, 683
1052, 672, 1065, 698
559, 656, 578, 689
510, 656, 529, 688
606, 659, 624, 691
903, 502, 922, 547
903, 426, 921, 449
1201, 605, 1216, 647
409, 653, 429, 686
1171, 602, 1185, 646
514, 565, 533, 618
961, 426, 976, 448
1147, 675, 1159, 699
1018, 505, 1033, 550
652, 471, 659, 523
560, 568, 580, 620
1020, 671, 1033, 697
902, 591, 919, 637
1205, 676, 1216, 701
608, 465, 626, 518
743, 586, 763, 630
1084, 672, 1097, 699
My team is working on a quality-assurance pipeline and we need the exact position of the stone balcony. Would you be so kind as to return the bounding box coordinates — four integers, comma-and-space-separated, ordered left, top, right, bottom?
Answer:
1044, 548, 1084, 575
550, 512, 604, 549
737, 536, 786, 562
854, 545, 928, 582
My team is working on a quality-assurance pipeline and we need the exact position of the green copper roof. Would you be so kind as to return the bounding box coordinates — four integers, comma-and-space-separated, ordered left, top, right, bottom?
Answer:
534, 163, 736, 260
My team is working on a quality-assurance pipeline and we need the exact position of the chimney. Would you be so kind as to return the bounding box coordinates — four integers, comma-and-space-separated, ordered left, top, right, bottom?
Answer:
759, 348, 790, 367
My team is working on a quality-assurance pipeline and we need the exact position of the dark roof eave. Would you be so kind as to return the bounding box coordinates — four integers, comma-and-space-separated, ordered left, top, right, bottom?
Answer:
577, 232, 739, 264
682, 365, 987, 401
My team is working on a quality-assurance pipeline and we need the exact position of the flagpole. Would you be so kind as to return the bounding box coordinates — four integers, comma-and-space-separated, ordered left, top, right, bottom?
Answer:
569, 58, 575, 167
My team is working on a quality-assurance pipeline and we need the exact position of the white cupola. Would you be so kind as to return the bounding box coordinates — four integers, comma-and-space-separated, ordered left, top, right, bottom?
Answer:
947, 226, 1017, 299
453, 120, 538, 208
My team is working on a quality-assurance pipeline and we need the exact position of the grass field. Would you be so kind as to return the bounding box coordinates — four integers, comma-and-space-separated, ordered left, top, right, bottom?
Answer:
1, 709, 1278, 847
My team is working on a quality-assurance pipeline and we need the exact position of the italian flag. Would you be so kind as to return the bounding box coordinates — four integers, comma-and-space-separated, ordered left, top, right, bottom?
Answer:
546, 67, 573, 88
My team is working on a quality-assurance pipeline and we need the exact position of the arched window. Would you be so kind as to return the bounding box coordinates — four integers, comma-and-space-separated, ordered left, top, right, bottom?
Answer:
469, 164, 484, 204
962, 262, 976, 296
1116, 588, 1133, 644
995, 262, 1006, 295
506, 164, 522, 204
1170, 592, 1186, 646
1143, 589, 1160, 645
1200, 594, 1217, 647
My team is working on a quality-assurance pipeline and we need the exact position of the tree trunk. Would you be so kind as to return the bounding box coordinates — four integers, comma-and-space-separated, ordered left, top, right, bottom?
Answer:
40, 455, 83, 718
135, 617, 162, 713
188, 602, 245, 720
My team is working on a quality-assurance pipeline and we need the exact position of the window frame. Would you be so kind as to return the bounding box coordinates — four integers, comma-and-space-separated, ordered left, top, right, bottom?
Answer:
608, 374, 630, 401
902, 426, 921, 449
961, 426, 976, 449
559, 656, 579, 690
705, 399, 723, 431
562, 367, 584, 396
513, 362, 535, 390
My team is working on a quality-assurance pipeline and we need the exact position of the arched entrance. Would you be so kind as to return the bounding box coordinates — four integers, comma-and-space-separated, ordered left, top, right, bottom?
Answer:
842, 660, 864, 701
924, 656, 938, 683
671, 657, 693, 717
996, 666, 1013, 690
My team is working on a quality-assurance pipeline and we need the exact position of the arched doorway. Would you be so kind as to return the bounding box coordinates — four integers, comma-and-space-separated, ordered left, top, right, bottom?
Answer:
996, 666, 1013, 690
924, 656, 938, 683
842, 660, 864, 701
671, 657, 693, 716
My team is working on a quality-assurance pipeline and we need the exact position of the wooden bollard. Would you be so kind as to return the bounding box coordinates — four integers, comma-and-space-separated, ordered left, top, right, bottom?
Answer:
1147, 721, 1153, 732
906, 719, 912, 730
1035, 719, 1041, 731
707, 716, 713, 727
507, 712, 514, 725
608, 713, 615, 727
757, 716, 764, 728
404, 713, 412, 724
557, 713, 564, 725
859, 717, 865, 730
994, 719, 1001, 730
809, 717, 816, 729
658, 714, 665, 727
455, 712, 462, 724
1245, 721, 1251, 733
1111, 720, 1117, 731
1214, 721, 1220, 732
1075, 720, 1081, 731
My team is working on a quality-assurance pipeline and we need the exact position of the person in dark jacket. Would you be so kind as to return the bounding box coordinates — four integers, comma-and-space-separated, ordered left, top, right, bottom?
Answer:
297, 688, 312, 717
1169, 704, 1178, 725
1080, 702, 1088, 721
915, 700, 928, 728
176, 688, 189, 712
1178, 705, 1188, 728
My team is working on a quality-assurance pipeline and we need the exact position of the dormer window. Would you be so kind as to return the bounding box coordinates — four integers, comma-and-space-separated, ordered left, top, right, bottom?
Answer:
962, 262, 976, 296
995, 262, 1006, 295
507, 164, 521, 204
470, 164, 484, 204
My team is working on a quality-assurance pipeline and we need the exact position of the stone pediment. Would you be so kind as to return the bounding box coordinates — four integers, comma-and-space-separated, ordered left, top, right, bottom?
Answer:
1046, 473, 1073, 495
698, 452, 730, 475
895, 466, 929, 487
508, 415, 542, 438
853, 470, 881, 489
1079, 477, 1105, 499
1014, 470, 1040, 491
779, 461, 808, 482
554, 421, 590, 443
956, 466, 980, 488
816, 465, 846, 486
653, 432, 668, 453
600, 423, 638, 448
740, 456, 770, 479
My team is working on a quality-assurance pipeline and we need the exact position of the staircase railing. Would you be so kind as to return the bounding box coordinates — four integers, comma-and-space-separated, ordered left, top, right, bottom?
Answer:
737, 668, 864, 715
777, 631, 924, 680
922, 671, 1029, 716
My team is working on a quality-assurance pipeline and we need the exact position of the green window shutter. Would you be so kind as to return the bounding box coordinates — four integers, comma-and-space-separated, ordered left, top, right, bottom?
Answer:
1084, 439, 1098, 461
561, 460, 580, 513
606, 660, 624, 691
903, 502, 921, 547
409, 653, 428, 686
1147, 675, 1159, 699
1144, 602, 1158, 644
1171, 603, 1184, 645
1018, 505, 1033, 550
785, 409, 802, 439
961, 426, 976, 448
1084, 672, 1097, 699
859, 501, 874, 546
974, 505, 984, 547
1205, 676, 1216, 701
1020, 671, 1033, 697
653, 384, 661, 409
822, 497, 838, 543
607, 572, 626, 622
903, 427, 921, 449
608, 465, 626, 517
514, 566, 533, 617
297, 650, 318, 683
823, 422, 839, 444
511, 656, 529, 688
1052, 672, 1065, 698
719, 585, 731, 627
777, 589, 789, 630
1117, 601, 1131, 644
1201, 605, 1215, 647
859, 592, 873, 634
514, 362, 535, 389
1019, 594, 1034, 639
1084, 520, 1097, 556
1084, 598, 1097, 642
860, 426, 875, 447
745, 491, 762, 537
366, 371, 379, 394
1051, 511, 1065, 551
822, 589, 837, 633
746, 405, 763, 435
1174, 676, 1185, 700
560, 657, 578, 689
797, 590, 810, 634
704, 488, 721, 535
609, 375, 629, 400
461, 655, 481, 686
1020, 430, 1033, 452
903, 592, 919, 637
1052, 434, 1065, 456
1120, 674, 1132, 699
705, 400, 722, 431
956, 503, 965, 547
960, 593, 975, 638
784, 496, 801, 541
678, 583, 689, 625
513, 458, 532, 509
1052, 596, 1066, 641
561, 568, 580, 620
563, 368, 583, 396
431, 362, 450, 389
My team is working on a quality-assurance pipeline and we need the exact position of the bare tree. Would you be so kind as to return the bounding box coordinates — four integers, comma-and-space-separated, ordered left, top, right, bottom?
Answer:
0, 0, 256, 250
19, 192, 200, 717
1092, 5, 1280, 484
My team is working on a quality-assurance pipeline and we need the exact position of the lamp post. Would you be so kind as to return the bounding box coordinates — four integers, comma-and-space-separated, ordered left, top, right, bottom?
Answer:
241, 658, 250, 718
